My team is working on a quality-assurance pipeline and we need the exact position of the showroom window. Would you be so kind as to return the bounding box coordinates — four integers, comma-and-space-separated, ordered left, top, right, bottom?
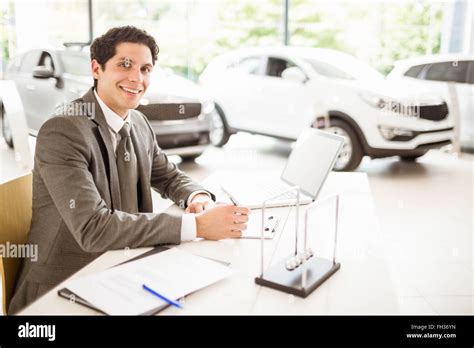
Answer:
424, 61, 469, 84
404, 64, 425, 78
19, 50, 41, 73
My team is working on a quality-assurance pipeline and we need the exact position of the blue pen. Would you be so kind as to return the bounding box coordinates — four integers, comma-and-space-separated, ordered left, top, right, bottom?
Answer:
142, 284, 183, 309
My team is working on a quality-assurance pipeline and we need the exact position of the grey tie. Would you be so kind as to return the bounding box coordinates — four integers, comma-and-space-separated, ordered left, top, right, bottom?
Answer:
116, 123, 139, 213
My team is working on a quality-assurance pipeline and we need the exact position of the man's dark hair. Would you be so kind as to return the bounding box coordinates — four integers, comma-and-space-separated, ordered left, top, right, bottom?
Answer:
90, 26, 159, 87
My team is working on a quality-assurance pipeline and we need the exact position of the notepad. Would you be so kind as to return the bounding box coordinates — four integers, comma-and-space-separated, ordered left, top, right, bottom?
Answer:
63, 248, 232, 315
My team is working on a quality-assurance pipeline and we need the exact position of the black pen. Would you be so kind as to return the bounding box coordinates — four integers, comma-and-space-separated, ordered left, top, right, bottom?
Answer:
229, 195, 251, 216
229, 195, 238, 206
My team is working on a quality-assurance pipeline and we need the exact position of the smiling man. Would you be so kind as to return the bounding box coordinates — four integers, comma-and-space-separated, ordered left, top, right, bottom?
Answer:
8, 26, 249, 314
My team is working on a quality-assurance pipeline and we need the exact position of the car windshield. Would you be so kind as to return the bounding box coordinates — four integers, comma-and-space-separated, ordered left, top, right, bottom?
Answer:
304, 54, 384, 81
58, 52, 91, 76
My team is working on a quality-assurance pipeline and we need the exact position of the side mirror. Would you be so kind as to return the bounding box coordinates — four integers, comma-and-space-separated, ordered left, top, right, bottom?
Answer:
281, 67, 307, 83
33, 65, 54, 79
32, 66, 64, 88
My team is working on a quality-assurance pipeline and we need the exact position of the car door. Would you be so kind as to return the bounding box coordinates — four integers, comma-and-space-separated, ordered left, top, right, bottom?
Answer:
27, 50, 66, 133
10, 49, 42, 131
254, 56, 314, 139
215, 55, 266, 131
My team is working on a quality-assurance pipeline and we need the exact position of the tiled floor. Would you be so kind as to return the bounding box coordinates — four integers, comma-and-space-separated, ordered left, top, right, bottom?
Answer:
360, 148, 473, 314
1, 131, 472, 314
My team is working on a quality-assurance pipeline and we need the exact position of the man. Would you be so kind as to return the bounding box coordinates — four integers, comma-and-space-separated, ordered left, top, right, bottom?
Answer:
8, 26, 249, 314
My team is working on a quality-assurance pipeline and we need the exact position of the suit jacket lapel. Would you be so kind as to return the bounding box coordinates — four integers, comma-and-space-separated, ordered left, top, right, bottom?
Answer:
82, 88, 122, 211
130, 111, 152, 212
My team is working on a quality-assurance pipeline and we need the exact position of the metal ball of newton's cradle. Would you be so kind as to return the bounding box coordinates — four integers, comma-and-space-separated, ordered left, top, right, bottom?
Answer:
257, 193, 340, 298
285, 248, 314, 271
285, 259, 297, 270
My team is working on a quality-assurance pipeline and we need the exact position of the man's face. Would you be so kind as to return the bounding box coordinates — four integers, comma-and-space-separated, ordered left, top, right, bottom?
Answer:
92, 42, 153, 118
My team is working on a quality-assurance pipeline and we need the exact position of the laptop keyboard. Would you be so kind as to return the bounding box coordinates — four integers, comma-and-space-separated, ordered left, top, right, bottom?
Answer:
222, 177, 312, 208
257, 181, 298, 200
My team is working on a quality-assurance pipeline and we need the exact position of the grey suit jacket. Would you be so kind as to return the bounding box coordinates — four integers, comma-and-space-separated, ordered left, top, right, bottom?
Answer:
8, 88, 212, 314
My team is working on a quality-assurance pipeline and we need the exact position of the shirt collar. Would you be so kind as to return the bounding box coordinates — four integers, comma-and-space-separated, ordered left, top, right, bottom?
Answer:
94, 88, 131, 134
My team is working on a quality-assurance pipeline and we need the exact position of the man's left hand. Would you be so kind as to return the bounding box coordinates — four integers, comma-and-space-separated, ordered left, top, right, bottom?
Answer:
186, 193, 214, 213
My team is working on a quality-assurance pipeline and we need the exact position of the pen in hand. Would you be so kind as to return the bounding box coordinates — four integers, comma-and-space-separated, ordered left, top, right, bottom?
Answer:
228, 195, 238, 206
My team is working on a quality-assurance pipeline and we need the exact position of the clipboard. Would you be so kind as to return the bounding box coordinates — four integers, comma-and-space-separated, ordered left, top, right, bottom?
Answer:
58, 246, 230, 315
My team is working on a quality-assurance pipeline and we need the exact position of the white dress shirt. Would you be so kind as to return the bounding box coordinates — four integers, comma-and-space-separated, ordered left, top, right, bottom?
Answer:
94, 89, 206, 241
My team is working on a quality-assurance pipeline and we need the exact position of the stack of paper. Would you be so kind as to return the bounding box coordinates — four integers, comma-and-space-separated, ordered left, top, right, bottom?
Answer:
64, 248, 232, 315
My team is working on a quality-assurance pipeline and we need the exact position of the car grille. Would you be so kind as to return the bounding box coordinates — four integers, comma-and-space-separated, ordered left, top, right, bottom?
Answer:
136, 103, 202, 121
419, 102, 449, 121
157, 132, 210, 149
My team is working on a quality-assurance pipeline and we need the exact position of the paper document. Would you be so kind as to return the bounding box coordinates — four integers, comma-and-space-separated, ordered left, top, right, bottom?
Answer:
65, 248, 232, 315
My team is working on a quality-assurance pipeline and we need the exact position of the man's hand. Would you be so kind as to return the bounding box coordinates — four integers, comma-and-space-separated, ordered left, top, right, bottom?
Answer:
186, 193, 214, 213
195, 203, 250, 240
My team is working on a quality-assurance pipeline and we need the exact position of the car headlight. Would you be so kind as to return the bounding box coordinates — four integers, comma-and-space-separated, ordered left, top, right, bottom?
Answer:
378, 126, 415, 141
359, 92, 387, 109
202, 101, 215, 114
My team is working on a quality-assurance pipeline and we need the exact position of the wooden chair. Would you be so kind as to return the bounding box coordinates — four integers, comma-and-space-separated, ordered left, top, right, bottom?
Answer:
0, 173, 32, 315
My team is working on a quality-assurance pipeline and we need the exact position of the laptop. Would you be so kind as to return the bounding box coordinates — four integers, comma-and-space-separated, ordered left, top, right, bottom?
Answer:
221, 128, 345, 209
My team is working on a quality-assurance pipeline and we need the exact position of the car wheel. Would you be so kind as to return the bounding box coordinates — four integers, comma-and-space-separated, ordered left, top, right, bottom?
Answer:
400, 152, 427, 162
209, 104, 230, 147
325, 118, 363, 171
180, 153, 202, 162
1, 105, 14, 149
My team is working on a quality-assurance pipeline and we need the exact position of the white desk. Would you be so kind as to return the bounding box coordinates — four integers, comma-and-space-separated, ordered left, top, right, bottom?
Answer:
19, 172, 399, 315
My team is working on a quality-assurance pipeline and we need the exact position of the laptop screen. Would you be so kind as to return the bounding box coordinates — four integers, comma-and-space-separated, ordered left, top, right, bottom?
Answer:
281, 128, 344, 198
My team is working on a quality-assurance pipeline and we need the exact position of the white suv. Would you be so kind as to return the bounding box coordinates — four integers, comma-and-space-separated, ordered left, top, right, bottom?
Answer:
200, 47, 454, 171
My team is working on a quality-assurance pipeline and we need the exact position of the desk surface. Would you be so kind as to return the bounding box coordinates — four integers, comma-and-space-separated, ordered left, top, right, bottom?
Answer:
19, 171, 399, 315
